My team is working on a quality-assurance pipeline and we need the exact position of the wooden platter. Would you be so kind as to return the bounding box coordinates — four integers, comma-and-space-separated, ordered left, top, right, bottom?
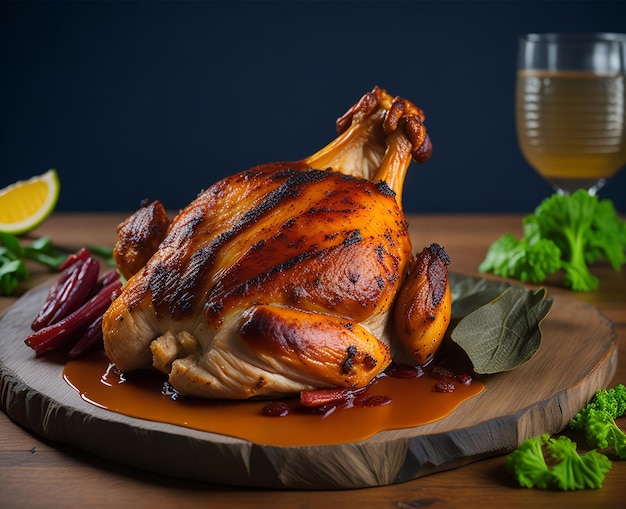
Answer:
0, 277, 618, 490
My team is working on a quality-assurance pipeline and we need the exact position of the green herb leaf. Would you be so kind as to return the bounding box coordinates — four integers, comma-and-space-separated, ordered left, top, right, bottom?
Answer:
22, 236, 70, 270
479, 191, 626, 292
0, 231, 24, 259
450, 285, 553, 374
449, 272, 511, 319
87, 244, 116, 267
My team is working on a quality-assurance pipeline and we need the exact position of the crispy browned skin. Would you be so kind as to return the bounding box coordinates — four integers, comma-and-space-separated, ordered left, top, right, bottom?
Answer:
394, 243, 452, 365
103, 87, 450, 399
120, 166, 409, 325
113, 200, 170, 280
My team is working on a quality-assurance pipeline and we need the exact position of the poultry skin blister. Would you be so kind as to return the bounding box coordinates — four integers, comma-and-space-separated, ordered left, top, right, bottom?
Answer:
102, 87, 451, 399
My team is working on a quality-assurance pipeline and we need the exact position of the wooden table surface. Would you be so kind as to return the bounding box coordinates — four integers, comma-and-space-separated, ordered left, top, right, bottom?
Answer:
1, 213, 624, 508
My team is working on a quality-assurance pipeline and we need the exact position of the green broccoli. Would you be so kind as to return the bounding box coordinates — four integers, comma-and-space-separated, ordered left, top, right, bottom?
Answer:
583, 409, 626, 459
570, 384, 626, 459
570, 384, 626, 427
479, 190, 626, 292
506, 434, 612, 490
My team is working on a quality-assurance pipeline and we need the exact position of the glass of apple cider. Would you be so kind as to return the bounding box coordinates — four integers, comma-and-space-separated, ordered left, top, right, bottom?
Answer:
516, 33, 626, 195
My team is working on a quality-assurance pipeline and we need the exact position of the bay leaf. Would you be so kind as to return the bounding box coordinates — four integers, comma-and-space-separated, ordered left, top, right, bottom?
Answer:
450, 285, 553, 374
449, 272, 511, 319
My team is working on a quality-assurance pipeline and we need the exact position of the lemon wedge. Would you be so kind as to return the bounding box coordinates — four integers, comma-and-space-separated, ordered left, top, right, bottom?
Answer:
0, 169, 60, 235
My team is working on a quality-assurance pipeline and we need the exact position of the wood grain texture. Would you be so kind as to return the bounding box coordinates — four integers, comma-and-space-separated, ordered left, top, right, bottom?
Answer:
0, 277, 616, 490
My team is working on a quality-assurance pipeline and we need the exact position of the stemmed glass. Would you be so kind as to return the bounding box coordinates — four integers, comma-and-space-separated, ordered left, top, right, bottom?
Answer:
516, 33, 626, 195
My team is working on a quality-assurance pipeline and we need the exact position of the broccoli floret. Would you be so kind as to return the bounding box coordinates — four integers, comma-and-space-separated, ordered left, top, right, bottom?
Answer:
480, 190, 626, 292
583, 409, 626, 460
570, 384, 626, 429
506, 434, 612, 490
570, 384, 626, 459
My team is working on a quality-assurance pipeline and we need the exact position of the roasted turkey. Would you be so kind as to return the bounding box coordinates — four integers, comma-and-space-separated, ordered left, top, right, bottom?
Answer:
102, 87, 452, 400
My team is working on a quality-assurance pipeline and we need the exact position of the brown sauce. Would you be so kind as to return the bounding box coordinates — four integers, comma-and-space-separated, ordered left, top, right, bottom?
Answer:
63, 352, 484, 447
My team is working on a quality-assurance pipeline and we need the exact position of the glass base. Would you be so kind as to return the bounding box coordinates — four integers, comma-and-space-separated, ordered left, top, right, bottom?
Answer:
545, 177, 607, 196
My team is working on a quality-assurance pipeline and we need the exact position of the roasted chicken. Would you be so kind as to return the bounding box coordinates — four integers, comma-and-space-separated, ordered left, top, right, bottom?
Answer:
102, 87, 451, 399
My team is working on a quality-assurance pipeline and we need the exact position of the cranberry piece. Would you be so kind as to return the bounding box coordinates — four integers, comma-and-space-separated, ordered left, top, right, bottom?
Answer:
429, 365, 455, 380
305, 403, 338, 415
355, 395, 392, 407
432, 379, 456, 393
386, 364, 424, 379
455, 373, 473, 386
262, 401, 290, 417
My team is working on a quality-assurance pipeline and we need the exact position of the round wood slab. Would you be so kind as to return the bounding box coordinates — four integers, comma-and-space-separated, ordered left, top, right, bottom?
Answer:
0, 278, 617, 490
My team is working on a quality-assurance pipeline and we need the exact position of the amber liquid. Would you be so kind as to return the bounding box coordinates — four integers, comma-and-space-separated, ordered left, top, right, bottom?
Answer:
516, 70, 626, 191
63, 352, 484, 447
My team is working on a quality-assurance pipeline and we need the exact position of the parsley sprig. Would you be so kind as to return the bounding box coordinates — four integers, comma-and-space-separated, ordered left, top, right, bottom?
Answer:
0, 232, 114, 296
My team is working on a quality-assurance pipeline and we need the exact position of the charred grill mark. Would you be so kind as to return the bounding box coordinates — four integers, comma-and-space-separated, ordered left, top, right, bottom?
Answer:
177, 291, 195, 314
306, 207, 333, 215
374, 244, 385, 262
343, 345, 358, 373
149, 263, 172, 313
375, 180, 396, 197
207, 300, 223, 315
363, 354, 378, 370
146, 249, 210, 316
343, 229, 363, 247
383, 231, 396, 248
251, 239, 265, 251
149, 167, 408, 320
282, 217, 297, 229
428, 243, 451, 307
150, 169, 336, 316
371, 236, 403, 286
227, 169, 330, 249
240, 178, 301, 225
209, 246, 328, 308
430, 242, 451, 265
175, 211, 205, 242
271, 167, 331, 184
287, 238, 306, 249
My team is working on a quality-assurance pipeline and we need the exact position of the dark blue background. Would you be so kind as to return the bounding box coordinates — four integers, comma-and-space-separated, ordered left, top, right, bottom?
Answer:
2, 1, 625, 213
